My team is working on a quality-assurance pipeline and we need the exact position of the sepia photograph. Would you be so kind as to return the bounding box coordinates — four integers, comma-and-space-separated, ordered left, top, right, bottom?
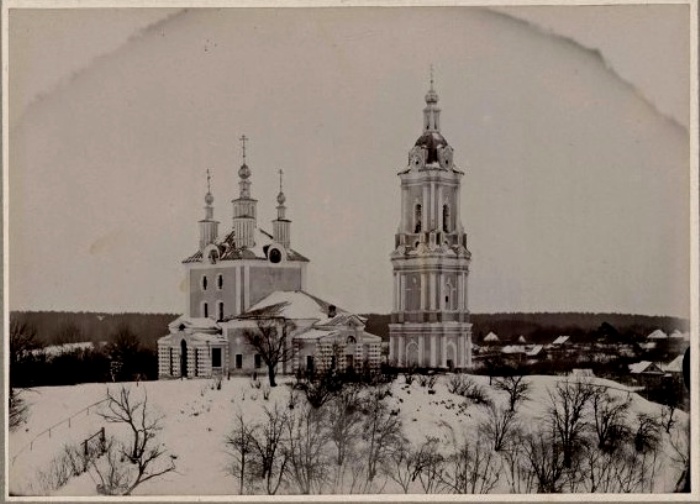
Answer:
3, 0, 697, 498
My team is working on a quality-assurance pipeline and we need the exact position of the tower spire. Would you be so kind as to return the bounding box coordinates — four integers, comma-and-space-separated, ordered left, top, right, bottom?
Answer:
273, 168, 291, 248
199, 169, 219, 250
423, 66, 441, 132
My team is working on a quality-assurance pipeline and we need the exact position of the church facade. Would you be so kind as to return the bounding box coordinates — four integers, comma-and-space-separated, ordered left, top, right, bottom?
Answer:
157, 139, 381, 379
388, 81, 473, 369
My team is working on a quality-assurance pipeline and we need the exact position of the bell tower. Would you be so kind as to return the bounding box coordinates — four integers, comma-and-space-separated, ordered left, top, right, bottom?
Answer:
389, 73, 473, 369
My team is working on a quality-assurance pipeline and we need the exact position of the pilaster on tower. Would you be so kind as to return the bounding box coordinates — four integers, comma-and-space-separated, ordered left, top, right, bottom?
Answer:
272, 168, 291, 248
198, 169, 219, 251
231, 134, 257, 249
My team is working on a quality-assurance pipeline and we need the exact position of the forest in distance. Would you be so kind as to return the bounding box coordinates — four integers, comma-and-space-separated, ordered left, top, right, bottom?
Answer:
10, 310, 690, 350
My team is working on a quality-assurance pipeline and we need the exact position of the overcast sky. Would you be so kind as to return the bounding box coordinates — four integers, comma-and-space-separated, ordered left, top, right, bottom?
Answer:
7, 3, 692, 317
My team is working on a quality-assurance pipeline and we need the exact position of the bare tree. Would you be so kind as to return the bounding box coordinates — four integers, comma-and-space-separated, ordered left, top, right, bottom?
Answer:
633, 413, 660, 454
521, 426, 566, 493
501, 432, 535, 493
248, 403, 291, 494
325, 384, 363, 467
226, 412, 258, 494
284, 405, 331, 494
415, 436, 445, 493
546, 379, 595, 468
479, 402, 519, 452
494, 374, 530, 412
438, 437, 498, 494
361, 388, 406, 486
243, 316, 296, 387
92, 385, 175, 495
590, 386, 631, 453
9, 387, 29, 431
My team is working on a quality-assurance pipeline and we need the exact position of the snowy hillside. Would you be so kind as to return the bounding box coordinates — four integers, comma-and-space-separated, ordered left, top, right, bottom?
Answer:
9, 374, 689, 496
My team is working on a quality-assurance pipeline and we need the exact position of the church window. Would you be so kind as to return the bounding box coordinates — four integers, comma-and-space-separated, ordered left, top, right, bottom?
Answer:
414, 204, 422, 233
217, 274, 223, 290
217, 301, 224, 321
306, 356, 315, 373
347, 335, 356, 344
443, 204, 450, 232
269, 248, 282, 264
212, 348, 222, 368
254, 354, 262, 369
201, 275, 208, 291
202, 302, 209, 318
235, 354, 243, 369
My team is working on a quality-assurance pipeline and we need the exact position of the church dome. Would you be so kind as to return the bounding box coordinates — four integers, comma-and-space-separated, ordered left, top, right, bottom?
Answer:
415, 131, 449, 164
238, 163, 251, 179
277, 191, 286, 205
205, 191, 214, 205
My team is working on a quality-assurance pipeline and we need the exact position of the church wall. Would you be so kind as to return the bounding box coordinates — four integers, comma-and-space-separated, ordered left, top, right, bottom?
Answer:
188, 266, 238, 319
248, 265, 303, 307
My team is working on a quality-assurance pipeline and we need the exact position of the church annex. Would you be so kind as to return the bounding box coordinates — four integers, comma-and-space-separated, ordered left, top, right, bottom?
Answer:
389, 78, 473, 369
157, 138, 381, 379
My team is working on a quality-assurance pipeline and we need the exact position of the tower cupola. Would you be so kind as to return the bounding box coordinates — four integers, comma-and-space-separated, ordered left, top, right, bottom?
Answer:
231, 134, 257, 249
199, 169, 219, 251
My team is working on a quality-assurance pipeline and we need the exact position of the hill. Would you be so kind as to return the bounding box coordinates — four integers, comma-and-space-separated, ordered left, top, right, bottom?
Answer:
9, 375, 689, 496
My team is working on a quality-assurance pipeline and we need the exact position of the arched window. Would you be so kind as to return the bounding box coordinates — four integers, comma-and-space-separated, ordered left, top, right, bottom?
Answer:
201, 275, 208, 291
217, 301, 224, 321
217, 274, 223, 290
414, 204, 422, 233
202, 302, 209, 318
347, 335, 357, 344
443, 204, 450, 232
269, 248, 282, 264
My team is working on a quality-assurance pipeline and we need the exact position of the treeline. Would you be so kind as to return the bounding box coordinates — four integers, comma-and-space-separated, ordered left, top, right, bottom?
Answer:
362, 312, 689, 343
9, 311, 178, 351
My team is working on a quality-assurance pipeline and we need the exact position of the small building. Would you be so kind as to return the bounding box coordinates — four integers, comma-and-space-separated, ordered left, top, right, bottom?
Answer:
628, 361, 664, 375
551, 335, 570, 346
483, 332, 500, 344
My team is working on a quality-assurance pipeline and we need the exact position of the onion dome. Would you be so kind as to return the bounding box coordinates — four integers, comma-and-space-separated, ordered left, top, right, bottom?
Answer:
277, 191, 286, 205
238, 163, 251, 179
205, 191, 214, 205
415, 131, 449, 164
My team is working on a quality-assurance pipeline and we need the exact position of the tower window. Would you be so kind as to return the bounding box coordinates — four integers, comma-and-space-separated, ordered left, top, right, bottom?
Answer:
201, 275, 208, 291
202, 302, 209, 318
443, 204, 450, 232
217, 301, 224, 321
414, 204, 422, 233
217, 274, 223, 290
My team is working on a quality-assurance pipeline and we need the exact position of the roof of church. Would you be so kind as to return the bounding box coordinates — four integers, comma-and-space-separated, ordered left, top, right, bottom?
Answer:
237, 290, 348, 321
183, 227, 309, 264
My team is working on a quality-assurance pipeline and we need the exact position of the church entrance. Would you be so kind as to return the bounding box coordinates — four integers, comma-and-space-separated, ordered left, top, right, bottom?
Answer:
406, 341, 419, 366
180, 340, 188, 377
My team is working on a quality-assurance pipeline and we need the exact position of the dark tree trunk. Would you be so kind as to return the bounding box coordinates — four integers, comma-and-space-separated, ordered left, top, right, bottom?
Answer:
268, 365, 277, 387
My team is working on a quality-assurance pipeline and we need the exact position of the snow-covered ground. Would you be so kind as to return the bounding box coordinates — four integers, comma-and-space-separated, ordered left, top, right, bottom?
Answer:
8, 374, 689, 496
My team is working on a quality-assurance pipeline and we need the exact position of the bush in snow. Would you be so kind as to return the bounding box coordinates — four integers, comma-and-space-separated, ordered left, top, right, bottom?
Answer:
90, 385, 176, 495
284, 404, 331, 494
590, 386, 631, 453
437, 436, 498, 494
478, 402, 520, 452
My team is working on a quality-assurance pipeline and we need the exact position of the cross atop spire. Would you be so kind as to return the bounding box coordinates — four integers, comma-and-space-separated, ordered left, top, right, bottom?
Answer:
206, 168, 212, 193
279, 169, 284, 193
239, 134, 248, 163
430, 64, 435, 91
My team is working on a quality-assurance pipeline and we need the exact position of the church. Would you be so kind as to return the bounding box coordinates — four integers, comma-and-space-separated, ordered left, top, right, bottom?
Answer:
388, 78, 474, 370
157, 138, 382, 379
158, 77, 473, 379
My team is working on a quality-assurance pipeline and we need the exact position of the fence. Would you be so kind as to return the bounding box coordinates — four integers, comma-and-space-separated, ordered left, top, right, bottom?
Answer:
11, 398, 108, 463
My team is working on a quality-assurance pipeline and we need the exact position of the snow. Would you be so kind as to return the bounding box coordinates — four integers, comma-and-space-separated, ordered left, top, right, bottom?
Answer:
552, 335, 570, 345
9, 374, 689, 496
483, 332, 499, 342
647, 329, 668, 340
31, 342, 96, 357
246, 290, 340, 320
661, 355, 684, 373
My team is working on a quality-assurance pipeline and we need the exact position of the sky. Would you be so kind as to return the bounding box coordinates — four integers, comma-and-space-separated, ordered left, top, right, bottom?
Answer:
6, 3, 693, 317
